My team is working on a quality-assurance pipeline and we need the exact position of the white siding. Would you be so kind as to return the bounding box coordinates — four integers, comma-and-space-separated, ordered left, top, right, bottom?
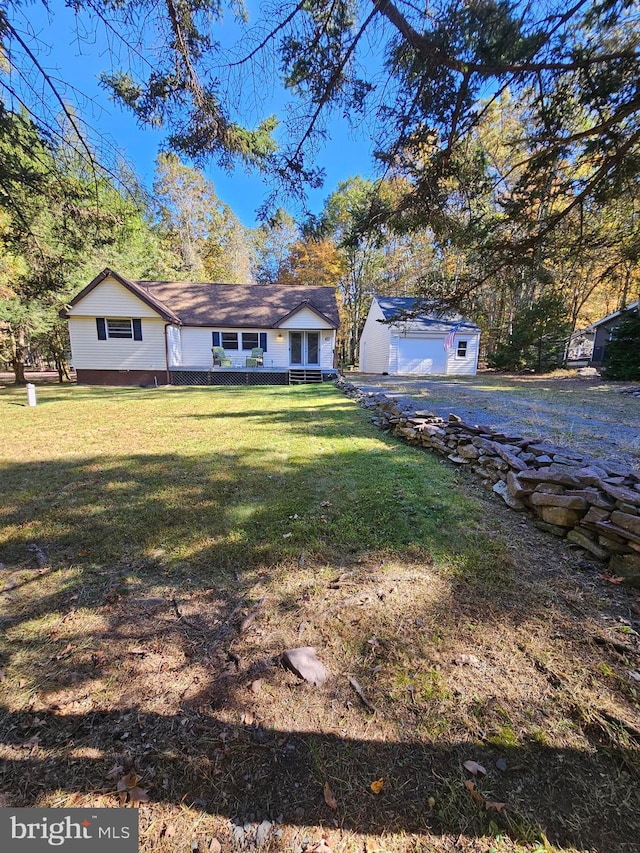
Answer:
179, 327, 336, 369
69, 317, 167, 370
278, 307, 334, 330
359, 300, 391, 372
318, 331, 336, 369
445, 333, 480, 375
181, 328, 287, 367
181, 327, 217, 367
167, 325, 182, 368
67, 275, 162, 318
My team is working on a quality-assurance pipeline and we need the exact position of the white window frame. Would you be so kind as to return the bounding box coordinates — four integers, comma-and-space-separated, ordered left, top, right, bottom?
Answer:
241, 332, 259, 351
456, 340, 468, 358
221, 331, 239, 350
106, 319, 133, 339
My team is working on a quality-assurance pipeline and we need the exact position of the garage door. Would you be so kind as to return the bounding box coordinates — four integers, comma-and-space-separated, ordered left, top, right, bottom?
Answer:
396, 337, 447, 374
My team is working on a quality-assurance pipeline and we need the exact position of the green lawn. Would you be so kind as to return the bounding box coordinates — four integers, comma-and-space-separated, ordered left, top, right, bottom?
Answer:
0, 383, 484, 576
0, 382, 638, 853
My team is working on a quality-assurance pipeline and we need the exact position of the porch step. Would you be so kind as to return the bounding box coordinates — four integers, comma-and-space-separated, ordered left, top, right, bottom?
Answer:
288, 368, 323, 384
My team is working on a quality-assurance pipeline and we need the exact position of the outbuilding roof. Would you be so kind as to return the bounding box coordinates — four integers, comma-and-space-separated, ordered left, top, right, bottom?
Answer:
585, 299, 639, 331
63, 268, 340, 329
376, 297, 480, 333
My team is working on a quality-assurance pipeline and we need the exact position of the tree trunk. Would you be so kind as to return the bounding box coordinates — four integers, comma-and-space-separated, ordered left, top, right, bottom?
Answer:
12, 326, 28, 385
13, 357, 26, 385
55, 356, 70, 382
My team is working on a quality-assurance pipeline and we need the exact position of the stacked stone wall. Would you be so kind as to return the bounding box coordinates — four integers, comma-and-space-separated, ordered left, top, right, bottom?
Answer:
336, 377, 640, 587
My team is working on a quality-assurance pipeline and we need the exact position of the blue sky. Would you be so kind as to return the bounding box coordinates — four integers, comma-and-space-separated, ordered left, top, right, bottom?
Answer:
19, 3, 376, 228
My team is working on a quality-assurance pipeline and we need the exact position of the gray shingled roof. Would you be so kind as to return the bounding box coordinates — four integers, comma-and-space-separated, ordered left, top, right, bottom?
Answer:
376, 297, 480, 333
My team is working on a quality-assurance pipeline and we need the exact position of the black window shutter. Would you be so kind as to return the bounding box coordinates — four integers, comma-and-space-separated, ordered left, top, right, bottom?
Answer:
96, 318, 107, 340
133, 319, 143, 341
259, 332, 267, 352
212, 331, 220, 346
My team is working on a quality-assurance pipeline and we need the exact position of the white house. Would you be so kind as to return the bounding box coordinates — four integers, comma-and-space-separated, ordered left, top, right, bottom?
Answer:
359, 297, 480, 376
62, 268, 340, 385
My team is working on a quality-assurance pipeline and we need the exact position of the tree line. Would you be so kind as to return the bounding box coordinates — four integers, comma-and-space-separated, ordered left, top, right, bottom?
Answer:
0, 1, 638, 380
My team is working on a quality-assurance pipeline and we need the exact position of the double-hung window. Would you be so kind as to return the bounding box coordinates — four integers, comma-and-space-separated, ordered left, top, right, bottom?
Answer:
456, 340, 468, 358
107, 319, 133, 339
97, 318, 142, 341
241, 332, 259, 350
221, 332, 239, 350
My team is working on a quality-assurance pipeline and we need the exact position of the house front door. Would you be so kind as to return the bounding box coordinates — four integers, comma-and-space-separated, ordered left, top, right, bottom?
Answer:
289, 331, 320, 366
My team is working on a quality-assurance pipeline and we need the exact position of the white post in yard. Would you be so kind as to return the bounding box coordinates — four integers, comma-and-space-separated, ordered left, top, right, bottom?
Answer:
26, 383, 37, 406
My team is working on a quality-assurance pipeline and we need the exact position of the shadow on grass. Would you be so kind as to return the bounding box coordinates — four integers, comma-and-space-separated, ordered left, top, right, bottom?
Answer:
1, 384, 638, 850
0, 706, 637, 850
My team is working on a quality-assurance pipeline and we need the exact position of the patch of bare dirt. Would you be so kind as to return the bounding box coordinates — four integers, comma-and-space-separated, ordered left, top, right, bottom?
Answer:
1, 484, 638, 853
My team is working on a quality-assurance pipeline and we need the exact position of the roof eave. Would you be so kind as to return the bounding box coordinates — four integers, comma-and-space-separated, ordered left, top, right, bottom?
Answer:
64, 268, 182, 324
272, 300, 338, 329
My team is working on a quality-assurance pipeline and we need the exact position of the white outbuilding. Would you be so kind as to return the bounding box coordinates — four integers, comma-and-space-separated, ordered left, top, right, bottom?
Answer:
358, 296, 481, 376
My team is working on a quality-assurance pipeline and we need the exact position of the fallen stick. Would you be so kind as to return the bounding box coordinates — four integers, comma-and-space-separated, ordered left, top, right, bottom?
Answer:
348, 676, 379, 714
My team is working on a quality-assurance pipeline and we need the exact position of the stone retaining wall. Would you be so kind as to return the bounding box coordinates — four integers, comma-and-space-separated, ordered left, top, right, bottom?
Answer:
336, 377, 640, 587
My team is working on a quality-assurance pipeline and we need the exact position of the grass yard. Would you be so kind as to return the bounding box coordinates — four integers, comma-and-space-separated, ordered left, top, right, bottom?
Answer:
0, 382, 638, 853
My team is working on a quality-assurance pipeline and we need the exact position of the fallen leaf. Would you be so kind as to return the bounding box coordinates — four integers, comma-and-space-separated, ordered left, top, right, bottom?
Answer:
370, 778, 384, 794
463, 760, 487, 776
601, 574, 625, 584
106, 763, 124, 780
465, 780, 508, 813
323, 781, 337, 810
464, 780, 485, 806
117, 772, 141, 793
282, 532, 292, 539
495, 757, 508, 772
628, 670, 640, 683
54, 643, 73, 660
116, 771, 149, 806
129, 786, 150, 807
321, 501, 332, 507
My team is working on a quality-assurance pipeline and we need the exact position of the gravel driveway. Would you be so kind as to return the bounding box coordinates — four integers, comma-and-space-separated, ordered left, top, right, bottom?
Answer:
346, 371, 640, 471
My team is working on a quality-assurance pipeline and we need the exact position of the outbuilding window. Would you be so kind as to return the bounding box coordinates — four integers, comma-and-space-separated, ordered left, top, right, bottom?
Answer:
456, 340, 468, 358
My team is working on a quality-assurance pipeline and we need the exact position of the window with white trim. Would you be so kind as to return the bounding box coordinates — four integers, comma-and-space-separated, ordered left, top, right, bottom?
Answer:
107, 319, 133, 339
456, 340, 468, 358
221, 331, 239, 350
242, 332, 259, 350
